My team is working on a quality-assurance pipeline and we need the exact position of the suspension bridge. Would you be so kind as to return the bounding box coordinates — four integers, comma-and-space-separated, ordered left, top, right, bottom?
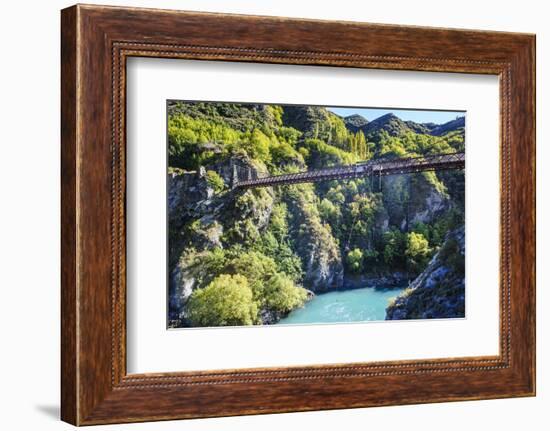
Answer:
232, 152, 465, 190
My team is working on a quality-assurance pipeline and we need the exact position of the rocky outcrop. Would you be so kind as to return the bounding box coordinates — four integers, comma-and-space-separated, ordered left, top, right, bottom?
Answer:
381, 173, 450, 231
385, 227, 465, 320
168, 155, 266, 235
299, 223, 344, 292
406, 187, 448, 229
169, 262, 196, 322
168, 167, 213, 219
168, 155, 272, 323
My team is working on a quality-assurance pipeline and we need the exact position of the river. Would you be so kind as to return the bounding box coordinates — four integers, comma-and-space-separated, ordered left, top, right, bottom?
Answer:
276, 285, 407, 325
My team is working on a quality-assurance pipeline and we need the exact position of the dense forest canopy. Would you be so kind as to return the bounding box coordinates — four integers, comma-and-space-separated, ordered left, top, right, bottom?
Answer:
167, 102, 464, 173
167, 102, 465, 327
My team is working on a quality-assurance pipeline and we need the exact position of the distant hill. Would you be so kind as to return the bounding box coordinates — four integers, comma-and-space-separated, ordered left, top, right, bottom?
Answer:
338, 111, 465, 141
343, 114, 369, 132
167, 101, 466, 328
404, 120, 433, 135
282, 105, 334, 139
429, 116, 465, 136
362, 113, 411, 137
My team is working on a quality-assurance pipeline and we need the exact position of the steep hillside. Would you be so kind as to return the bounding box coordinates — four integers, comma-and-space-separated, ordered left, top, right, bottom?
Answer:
337, 111, 465, 143
167, 102, 465, 327
344, 114, 369, 132
430, 116, 465, 136
386, 227, 465, 319
363, 113, 411, 138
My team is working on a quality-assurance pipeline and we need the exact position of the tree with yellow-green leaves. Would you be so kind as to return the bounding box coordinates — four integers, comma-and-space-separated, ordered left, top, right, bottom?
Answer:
405, 232, 431, 273
347, 130, 369, 160
187, 274, 259, 326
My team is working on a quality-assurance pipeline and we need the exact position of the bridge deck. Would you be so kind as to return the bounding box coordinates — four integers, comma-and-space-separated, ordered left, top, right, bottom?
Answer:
234, 152, 465, 189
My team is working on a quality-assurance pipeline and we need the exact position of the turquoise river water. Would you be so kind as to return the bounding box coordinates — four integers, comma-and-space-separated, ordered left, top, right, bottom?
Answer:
276, 286, 407, 325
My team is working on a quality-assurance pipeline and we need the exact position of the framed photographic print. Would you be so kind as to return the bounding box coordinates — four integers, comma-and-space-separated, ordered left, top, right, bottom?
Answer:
61, 4, 535, 425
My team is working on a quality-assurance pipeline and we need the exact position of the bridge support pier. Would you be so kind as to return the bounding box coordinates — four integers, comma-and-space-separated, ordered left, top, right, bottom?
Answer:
230, 162, 239, 190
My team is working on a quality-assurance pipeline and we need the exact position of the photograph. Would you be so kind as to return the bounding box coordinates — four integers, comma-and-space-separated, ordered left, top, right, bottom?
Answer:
167, 101, 466, 328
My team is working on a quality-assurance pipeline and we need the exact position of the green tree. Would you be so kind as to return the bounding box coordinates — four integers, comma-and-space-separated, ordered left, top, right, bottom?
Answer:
383, 228, 406, 267
405, 232, 431, 273
346, 248, 364, 273
302, 138, 358, 167
226, 251, 278, 301
205, 170, 225, 193
319, 198, 341, 225
378, 132, 408, 158
411, 221, 430, 241
244, 129, 272, 162
187, 274, 259, 326
354, 130, 368, 159
328, 114, 350, 148
277, 126, 302, 146
184, 247, 228, 290
264, 273, 308, 313
270, 140, 302, 164
267, 105, 284, 126
268, 203, 289, 240
325, 185, 346, 205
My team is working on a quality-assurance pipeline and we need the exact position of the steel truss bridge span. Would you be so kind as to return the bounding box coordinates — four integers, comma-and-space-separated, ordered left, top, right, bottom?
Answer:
233, 152, 465, 190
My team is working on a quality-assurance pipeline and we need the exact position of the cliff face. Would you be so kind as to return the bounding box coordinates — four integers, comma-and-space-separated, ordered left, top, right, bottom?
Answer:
168, 155, 345, 324
168, 156, 274, 321
284, 184, 344, 292
381, 173, 450, 231
167, 102, 465, 326
168, 168, 227, 322
385, 227, 465, 320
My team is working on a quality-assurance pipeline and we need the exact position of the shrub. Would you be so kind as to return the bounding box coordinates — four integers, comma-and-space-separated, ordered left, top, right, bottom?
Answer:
318, 198, 341, 225
187, 274, 258, 326
383, 228, 406, 267
302, 138, 358, 167
168, 113, 241, 169
270, 140, 303, 165
277, 126, 302, 146
268, 203, 288, 240
266, 241, 304, 283
411, 221, 430, 241
253, 205, 304, 283
346, 248, 364, 273
242, 129, 272, 162
183, 248, 228, 289
205, 170, 225, 193
267, 105, 284, 126
405, 232, 431, 273
226, 251, 278, 301
325, 186, 346, 205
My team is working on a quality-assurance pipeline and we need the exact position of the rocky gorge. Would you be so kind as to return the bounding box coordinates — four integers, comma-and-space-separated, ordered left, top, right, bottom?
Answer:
167, 101, 466, 327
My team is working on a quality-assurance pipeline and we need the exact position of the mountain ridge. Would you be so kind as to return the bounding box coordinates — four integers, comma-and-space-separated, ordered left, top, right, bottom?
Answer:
338, 111, 465, 139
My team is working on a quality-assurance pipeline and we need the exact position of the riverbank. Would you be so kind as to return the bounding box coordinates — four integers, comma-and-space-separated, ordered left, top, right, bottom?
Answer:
342, 272, 410, 289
